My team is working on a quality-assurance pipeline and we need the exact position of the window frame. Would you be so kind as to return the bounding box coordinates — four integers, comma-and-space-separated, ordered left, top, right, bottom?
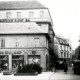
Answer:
1, 39, 5, 48
29, 12, 34, 18
6, 12, 11, 19
16, 38, 20, 47
34, 38, 39, 47
40, 11, 44, 19
17, 12, 21, 19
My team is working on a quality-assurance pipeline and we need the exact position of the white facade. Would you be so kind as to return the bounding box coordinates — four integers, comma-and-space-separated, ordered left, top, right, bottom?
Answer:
54, 35, 72, 64
0, 1, 54, 71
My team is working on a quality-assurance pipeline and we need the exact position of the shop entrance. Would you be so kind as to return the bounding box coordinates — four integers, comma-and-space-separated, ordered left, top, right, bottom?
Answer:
12, 55, 24, 69
0, 55, 9, 70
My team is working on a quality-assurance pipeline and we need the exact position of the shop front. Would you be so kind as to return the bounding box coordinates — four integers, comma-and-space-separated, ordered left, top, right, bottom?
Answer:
0, 55, 9, 70
12, 55, 24, 69
0, 49, 48, 71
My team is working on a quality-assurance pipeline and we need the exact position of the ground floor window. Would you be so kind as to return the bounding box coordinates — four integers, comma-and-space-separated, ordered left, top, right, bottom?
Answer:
12, 55, 24, 69
0, 55, 9, 70
28, 55, 40, 65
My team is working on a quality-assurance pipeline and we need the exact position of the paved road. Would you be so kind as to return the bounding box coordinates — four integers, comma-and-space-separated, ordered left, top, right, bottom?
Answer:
49, 67, 80, 80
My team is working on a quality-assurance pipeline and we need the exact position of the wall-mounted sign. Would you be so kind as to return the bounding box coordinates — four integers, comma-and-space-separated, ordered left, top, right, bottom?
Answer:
0, 18, 30, 23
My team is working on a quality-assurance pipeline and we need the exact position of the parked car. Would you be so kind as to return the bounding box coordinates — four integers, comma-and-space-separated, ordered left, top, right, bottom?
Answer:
73, 60, 80, 74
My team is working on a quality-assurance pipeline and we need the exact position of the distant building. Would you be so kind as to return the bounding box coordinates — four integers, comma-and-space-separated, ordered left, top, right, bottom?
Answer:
54, 35, 72, 66
0, 0, 55, 71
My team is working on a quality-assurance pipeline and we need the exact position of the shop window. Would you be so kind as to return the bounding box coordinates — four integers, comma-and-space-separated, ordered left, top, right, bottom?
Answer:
1, 39, 5, 48
16, 38, 20, 47
34, 38, 39, 47
6, 12, 11, 19
40, 11, 44, 18
29, 12, 34, 18
28, 55, 40, 64
17, 12, 21, 18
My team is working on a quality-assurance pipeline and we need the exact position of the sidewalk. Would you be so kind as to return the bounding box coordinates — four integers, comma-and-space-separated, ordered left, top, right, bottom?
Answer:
0, 71, 55, 80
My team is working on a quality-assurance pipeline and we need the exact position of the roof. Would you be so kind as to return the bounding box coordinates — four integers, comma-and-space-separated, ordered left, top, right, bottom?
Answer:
0, 22, 46, 34
0, 0, 47, 10
54, 37, 59, 44
55, 35, 70, 46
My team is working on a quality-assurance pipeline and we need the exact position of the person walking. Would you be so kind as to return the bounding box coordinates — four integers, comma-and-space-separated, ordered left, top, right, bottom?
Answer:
63, 60, 68, 74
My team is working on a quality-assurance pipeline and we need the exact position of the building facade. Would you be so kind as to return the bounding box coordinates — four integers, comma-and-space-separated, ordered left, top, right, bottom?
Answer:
54, 35, 72, 66
0, 0, 54, 71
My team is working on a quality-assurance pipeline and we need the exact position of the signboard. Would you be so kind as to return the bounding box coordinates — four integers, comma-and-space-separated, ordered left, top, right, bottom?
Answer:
0, 18, 30, 23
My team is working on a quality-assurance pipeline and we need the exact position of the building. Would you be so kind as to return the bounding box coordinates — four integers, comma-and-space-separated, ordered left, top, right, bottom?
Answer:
0, 0, 55, 71
54, 35, 72, 66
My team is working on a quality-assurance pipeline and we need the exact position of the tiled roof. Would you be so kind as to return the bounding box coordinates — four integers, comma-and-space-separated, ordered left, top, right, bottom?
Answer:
0, 22, 45, 34
0, 0, 47, 10
55, 35, 69, 45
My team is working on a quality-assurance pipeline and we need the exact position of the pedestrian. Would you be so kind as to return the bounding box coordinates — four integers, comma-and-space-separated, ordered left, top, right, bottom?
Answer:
63, 60, 68, 74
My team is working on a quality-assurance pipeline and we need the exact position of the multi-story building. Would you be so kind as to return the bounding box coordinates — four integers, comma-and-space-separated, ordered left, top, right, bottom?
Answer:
0, 0, 55, 71
54, 35, 72, 66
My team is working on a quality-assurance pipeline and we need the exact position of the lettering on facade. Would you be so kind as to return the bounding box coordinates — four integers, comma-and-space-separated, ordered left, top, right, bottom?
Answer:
0, 18, 30, 23
32, 50, 36, 55
0, 51, 4, 55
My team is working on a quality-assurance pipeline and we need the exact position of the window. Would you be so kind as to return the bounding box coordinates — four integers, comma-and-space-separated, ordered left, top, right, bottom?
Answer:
34, 38, 39, 47
64, 52, 66, 58
60, 45, 62, 50
16, 38, 20, 47
1, 39, 5, 47
67, 46, 68, 51
70, 53, 71, 58
17, 12, 21, 18
6, 12, 11, 19
67, 53, 69, 58
29, 12, 34, 18
40, 11, 44, 18
61, 52, 63, 58
64, 46, 66, 50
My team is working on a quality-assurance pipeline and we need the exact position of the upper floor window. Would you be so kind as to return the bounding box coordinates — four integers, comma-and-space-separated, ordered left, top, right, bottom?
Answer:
29, 12, 34, 18
17, 12, 21, 18
6, 12, 11, 19
70, 53, 72, 58
34, 38, 39, 47
60, 45, 62, 50
67, 46, 68, 51
67, 53, 69, 58
40, 11, 44, 19
1, 39, 5, 48
61, 52, 63, 58
64, 46, 66, 50
64, 52, 66, 58
16, 38, 20, 47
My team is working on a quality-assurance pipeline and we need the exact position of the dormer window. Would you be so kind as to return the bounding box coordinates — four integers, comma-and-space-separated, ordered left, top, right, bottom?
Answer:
29, 12, 34, 18
40, 11, 44, 19
17, 12, 21, 18
6, 12, 11, 19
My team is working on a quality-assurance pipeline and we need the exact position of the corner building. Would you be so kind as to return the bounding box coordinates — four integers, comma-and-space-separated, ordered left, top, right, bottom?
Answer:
0, 0, 54, 71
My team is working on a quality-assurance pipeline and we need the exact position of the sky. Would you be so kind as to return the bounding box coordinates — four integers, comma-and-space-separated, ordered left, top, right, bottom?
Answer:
0, 0, 80, 49
39, 0, 80, 50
